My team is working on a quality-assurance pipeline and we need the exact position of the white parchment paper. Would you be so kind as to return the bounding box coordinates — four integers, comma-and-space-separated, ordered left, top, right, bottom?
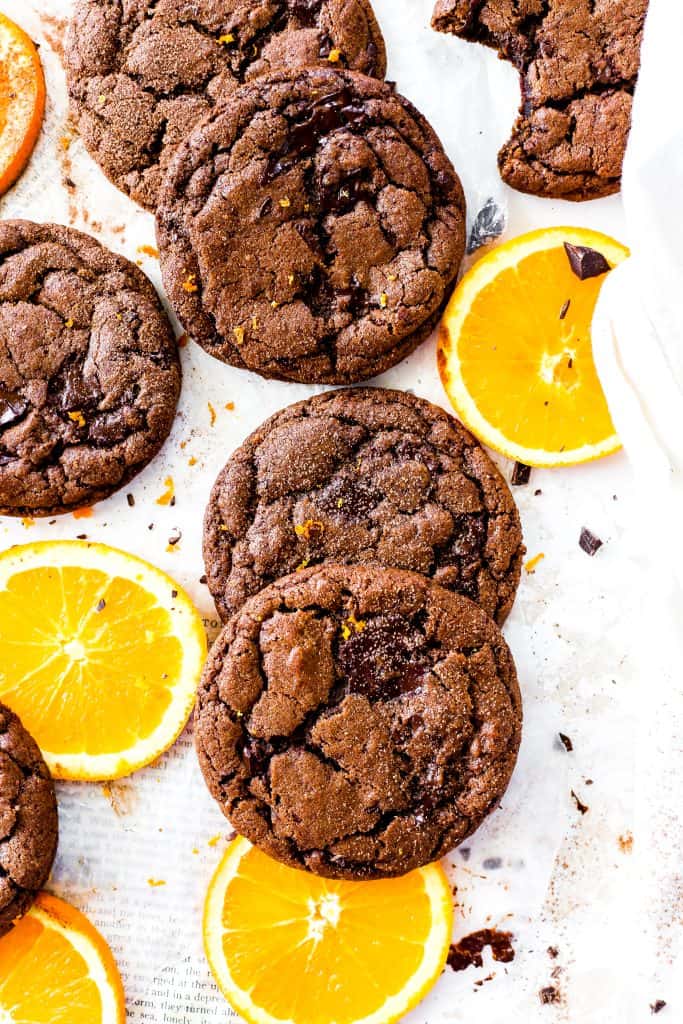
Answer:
0, 2, 673, 1022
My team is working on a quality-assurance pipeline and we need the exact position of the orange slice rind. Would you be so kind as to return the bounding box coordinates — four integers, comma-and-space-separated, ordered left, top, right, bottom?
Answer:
438, 226, 629, 467
0, 13, 46, 195
0, 540, 207, 781
0, 892, 125, 1023
203, 837, 454, 1024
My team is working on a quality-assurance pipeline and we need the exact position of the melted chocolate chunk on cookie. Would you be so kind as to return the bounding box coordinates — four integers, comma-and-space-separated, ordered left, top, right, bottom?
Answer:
339, 615, 430, 699
432, 0, 648, 200
0, 391, 29, 429
0, 221, 180, 517
157, 68, 466, 384
67, 0, 387, 211
203, 388, 524, 626
0, 703, 58, 937
195, 565, 523, 880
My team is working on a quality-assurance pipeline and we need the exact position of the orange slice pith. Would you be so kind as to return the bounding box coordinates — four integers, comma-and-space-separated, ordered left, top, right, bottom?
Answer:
438, 226, 629, 467
0, 13, 46, 196
0, 540, 207, 781
204, 837, 454, 1024
0, 892, 125, 1023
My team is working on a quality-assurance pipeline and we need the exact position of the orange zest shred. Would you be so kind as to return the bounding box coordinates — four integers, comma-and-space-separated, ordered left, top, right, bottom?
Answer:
156, 477, 175, 506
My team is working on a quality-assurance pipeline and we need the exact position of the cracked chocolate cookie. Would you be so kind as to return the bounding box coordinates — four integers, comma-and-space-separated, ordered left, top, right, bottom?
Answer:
66, 0, 387, 211
204, 388, 524, 626
156, 68, 466, 383
432, 0, 648, 200
0, 221, 180, 517
0, 702, 58, 937
195, 564, 522, 880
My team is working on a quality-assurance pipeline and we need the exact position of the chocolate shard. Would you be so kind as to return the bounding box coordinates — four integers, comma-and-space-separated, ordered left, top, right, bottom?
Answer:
0, 391, 29, 429
558, 732, 573, 753
559, 299, 571, 320
579, 527, 603, 556
467, 197, 506, 254
510, 461, 531, 486
651, 1001, 667, 1015
564, 243, 610, 281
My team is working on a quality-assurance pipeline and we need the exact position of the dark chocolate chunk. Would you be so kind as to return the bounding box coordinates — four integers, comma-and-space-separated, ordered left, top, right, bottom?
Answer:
579, 528, 603, 556
564, 243, 611, 281
558, 732, 573, 752
510, 462, 531, 486
539, 987, 561, 1005
650, 1001, 667, 1015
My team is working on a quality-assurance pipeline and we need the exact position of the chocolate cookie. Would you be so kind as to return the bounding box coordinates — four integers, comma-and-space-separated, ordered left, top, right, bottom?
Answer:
66, 0, 387, 211
204, 388, 524, 625
432, 0, 648, 200
156, 68, 466, 383
0, 221, 180, 517
0, 703, 58, 937
195, 564, 522, 880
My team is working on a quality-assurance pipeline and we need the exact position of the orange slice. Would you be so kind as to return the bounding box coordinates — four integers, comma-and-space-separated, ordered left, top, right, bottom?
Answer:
0, 541, 206, 781
438, 226, 629, 467
0, 13, 46, 195
0, 892, 125, 1023
203, 837, 454, 1024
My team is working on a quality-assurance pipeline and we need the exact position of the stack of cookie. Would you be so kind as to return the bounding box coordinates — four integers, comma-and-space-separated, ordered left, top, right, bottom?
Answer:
59, 1, 525, 880
66, 0, 467, 385
196, 388, 524, 878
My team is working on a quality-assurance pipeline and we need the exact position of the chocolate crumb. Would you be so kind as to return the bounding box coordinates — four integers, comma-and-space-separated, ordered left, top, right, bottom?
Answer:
171, 589, 178, 599
170, 495, 176, 507
148, 523, 154, 530
511, 462, 531, 486
571, 790, 589, 815
540, 986, 561, 1005
448, 929, 515, 972
126, 494, 135, 507
579, 528, 603, 556
96, 599, 106, 612
483, 857, 503, 870
534, 489, 542, 496
559, 299, 571, 320
564, 243, 611, 281
559, 733, 573, 753
76, 533, 87, 540
168, 531, 182, 546
199, 574, 208, 585
651, 1001, 667, 1014
547, 946, 559, 959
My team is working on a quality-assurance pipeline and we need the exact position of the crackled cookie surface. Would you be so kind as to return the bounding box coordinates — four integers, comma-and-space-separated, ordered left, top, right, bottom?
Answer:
204, 388, 523, 624
67, 0, 387, 210
432, 0, 648, 199
0, 221, 180, 516
0, 702, 58, 937
157, 68, 466, 383
195, 565, 522, 880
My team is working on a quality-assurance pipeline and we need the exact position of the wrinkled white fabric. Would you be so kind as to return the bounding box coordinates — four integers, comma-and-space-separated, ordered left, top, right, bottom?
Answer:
592, 0, 683, 1010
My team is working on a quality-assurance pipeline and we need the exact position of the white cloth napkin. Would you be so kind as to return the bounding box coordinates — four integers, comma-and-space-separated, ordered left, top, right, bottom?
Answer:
591, 0, 683, 1012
